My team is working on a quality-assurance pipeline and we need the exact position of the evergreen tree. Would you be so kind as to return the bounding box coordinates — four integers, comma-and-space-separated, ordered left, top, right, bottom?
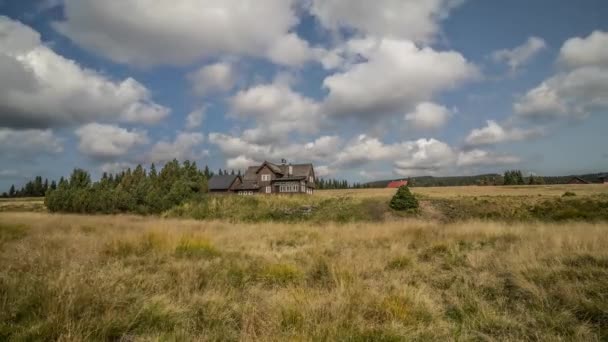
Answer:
389, 186, 419, 211
9, 184, 15, 197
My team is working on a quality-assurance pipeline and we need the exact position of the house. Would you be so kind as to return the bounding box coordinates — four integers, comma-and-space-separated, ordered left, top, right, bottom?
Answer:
387, 180, 408, 188
208, 174, 241, 193
567, 177, 590, 185
598, 174, 608, 184
234, 161, 316, 195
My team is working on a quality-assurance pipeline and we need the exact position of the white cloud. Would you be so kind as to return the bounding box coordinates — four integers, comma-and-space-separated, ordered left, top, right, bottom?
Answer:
457, 149, 520, 167
0, 16, 169, 129
54, 0, 309, 66
226, 155, 261, 170
308, 0, 464, 43
559, 31, 608, 68
492, 36, 546, 71
0, 128, 63, 156
322, 38, 477, 120
465, 120, 543, 146
405, 102, 452, 129
75, 123, 148, 160
188, 62, 235, 97
147, 132, 206, 164
266, 33, 315, 66
230, 82, 322, 143
209, 133, 340, 164
515, 32, 608, 120
185, 108, 205, 130
393, 138, 456, 175
316, 165, 337, 177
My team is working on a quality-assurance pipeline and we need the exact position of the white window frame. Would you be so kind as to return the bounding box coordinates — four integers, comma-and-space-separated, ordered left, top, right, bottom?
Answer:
261, 174, 271, 181
265, 186, 271, 193
309, 176, 314, 183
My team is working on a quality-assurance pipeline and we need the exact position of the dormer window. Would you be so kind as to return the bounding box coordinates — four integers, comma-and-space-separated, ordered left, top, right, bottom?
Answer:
261, 174, 271, 181
288, 165, 293, 175
309, 176, 314, 182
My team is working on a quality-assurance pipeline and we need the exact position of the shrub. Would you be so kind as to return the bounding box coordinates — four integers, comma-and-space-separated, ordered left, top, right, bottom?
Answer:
389, 186, 419, 211
563, 191, 576, 197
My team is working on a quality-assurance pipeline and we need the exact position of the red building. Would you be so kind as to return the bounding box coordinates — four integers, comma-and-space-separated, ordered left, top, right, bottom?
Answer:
387, 180, 408, 188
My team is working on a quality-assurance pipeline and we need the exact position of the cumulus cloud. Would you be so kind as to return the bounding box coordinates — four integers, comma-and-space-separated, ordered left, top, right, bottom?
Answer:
308, 0, 465, 43
146, 132, 207, 164
515, 31, 608, 119
465, 120, 543, 147
209, 133, 340, 164
53, 0, 311, 66
185, 108, 205, 130
0, 128, 63, 156
558, 31, 608, 68
188, 62, 235, 97
0, 16, 169, 129
457, 149, 520, 167
75, 123, 148, 160
230, 81, 322, 143
322, 38, 477, 120
492, 36, 546, 71
405, 102, 452, 129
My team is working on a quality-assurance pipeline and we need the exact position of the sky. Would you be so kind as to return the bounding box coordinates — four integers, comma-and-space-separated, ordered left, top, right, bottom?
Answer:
1, 0, 607, 189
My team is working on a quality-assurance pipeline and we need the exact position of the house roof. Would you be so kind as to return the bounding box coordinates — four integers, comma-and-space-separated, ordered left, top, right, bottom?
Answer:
243, 161, 314, 180
208, 175, 240, 190
235, 181, 259, 190
387, 180, 408, 188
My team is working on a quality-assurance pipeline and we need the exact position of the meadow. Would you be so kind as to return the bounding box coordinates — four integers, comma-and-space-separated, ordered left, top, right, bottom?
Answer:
1, 185, 607, 340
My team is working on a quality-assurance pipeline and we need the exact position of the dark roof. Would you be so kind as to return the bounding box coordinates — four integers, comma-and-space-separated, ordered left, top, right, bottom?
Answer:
209, 175, 239, 190
243, 161, 314, 180
235, 181, 259, 190
568, 177, 590, 184
278, 163, 313, 177
271, 176, 306, 182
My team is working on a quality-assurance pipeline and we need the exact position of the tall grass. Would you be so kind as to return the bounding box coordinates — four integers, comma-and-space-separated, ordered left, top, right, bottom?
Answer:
1, 212, 607, 340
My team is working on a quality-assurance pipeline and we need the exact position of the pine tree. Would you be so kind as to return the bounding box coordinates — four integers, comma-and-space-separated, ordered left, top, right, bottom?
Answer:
9, 184, 15, 197
389, 186, 419, 211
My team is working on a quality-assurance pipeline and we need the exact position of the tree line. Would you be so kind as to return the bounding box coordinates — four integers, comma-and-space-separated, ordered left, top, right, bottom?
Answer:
1, 176, 57, 198
45, 160, 207, 214
315, 178, 372, 190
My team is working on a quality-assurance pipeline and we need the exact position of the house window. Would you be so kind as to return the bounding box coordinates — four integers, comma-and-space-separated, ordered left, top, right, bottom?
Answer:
301, 185, 305, 192
309, 176, 314, 183
261, 174, 271, 181
265, 186, 271, 193
279, 183, 299, 193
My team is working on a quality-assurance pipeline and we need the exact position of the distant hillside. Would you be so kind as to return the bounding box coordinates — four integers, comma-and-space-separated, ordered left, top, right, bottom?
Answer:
365, 172, 607, 188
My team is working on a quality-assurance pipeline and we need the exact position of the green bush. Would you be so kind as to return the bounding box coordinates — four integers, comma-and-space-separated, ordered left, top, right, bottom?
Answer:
389, 186, 419, 211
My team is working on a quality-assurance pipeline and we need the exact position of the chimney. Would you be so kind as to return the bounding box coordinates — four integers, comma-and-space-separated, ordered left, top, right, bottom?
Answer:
281, 158, 287, 165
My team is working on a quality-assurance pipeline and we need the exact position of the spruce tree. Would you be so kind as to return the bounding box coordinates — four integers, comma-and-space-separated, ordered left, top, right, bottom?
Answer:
389, 185, 419, 211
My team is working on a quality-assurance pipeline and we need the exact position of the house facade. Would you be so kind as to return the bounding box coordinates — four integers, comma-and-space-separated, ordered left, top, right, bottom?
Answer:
234, 161, 316, 195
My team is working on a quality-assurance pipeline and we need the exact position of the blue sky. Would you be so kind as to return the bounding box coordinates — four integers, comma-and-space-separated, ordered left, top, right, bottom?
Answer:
1, 0, 607, 189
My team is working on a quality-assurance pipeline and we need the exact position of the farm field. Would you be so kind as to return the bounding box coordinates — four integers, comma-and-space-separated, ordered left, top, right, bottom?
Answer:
1, 185, 607, 340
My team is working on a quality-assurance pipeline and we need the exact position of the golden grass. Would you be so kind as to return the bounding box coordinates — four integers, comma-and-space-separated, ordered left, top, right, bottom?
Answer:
318, 184, 608, 199
1, 212, 607, 340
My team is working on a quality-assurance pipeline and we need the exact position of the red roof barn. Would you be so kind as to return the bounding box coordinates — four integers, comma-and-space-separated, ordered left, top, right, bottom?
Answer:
387, 180, 408, 188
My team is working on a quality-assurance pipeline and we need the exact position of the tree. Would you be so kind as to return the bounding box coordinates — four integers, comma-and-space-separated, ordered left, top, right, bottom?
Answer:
389, 186, 419, 211
9, 185, 15, 197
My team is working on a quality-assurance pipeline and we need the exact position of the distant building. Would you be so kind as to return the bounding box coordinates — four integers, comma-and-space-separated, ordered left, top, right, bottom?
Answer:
223, 161, 316, 195
387, 180, 408, 188
567, 177, 590, 185
208, 174, 241, 193
599, 174, 608, 184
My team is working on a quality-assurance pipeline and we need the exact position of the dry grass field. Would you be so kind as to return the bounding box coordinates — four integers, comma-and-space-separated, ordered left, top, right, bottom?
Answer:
1, 210, 608, 340
1, 185, 607, 340
317, 184, 608, 199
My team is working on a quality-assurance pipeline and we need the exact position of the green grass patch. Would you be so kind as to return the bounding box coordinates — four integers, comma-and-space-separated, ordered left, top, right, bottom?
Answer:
0, 223, 28, 245
175, 236, 220, 258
